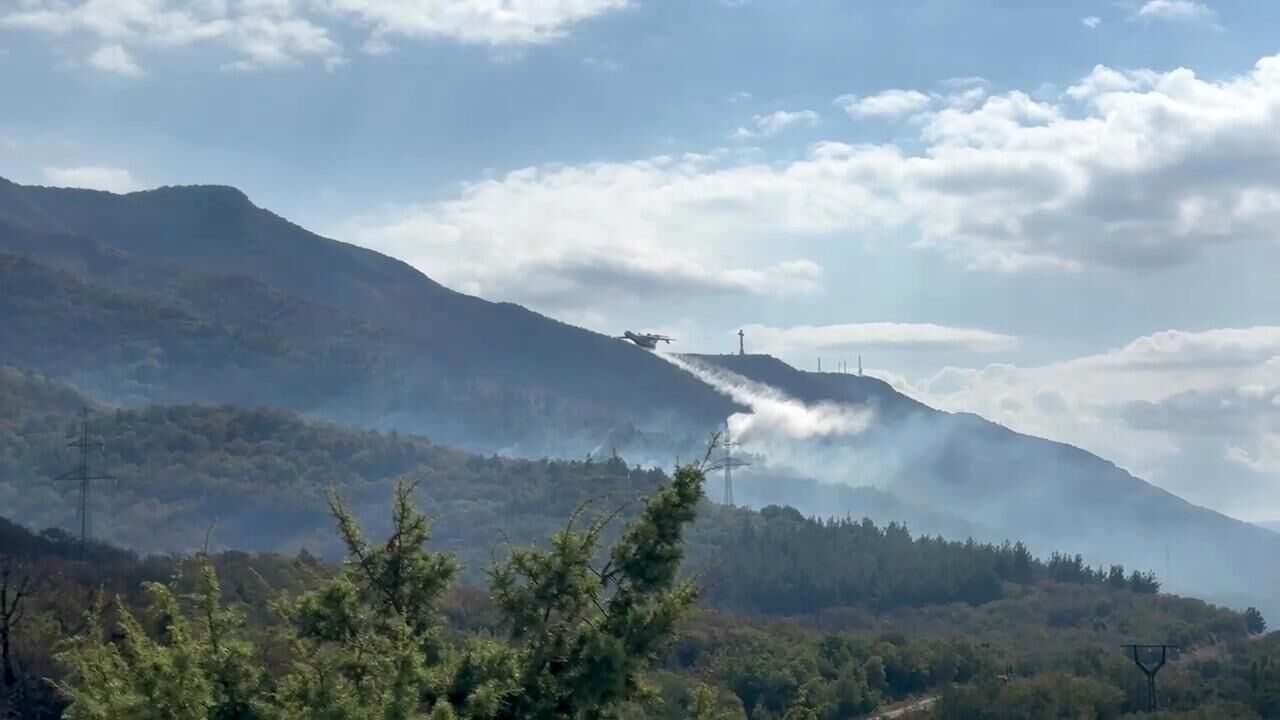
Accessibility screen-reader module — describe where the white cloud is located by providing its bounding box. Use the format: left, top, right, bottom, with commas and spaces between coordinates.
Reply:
835, 89, 932, 118
323, 0, 629, 48
731, 109, 820, 140
341, 152, 827, 309
1063, 64, 1161, 100
1082, 15, 1102, 29
941, 76, 988, 89
1132, 0, 1220, 27
87, 43, 143, 76
346, 52, 1280, 308
321, 53, 345, 72
943, 85, 987, 109
886, 327, 1280, 519
1227, 429, 1280, 475
3, 0, 343, 72
2, 0, 627, 72
581, 55, 620, 71
41, 165, 142, 193
742, 322, 1020, 355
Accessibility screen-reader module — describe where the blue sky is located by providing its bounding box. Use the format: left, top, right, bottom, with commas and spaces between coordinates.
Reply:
3, 0, 1280, 520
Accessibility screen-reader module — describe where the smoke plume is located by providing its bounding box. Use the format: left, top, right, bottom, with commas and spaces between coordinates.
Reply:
659, 353, 874, 441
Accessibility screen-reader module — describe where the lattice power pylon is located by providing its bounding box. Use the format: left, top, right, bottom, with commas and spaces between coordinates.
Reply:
54, 407, 114, 558
720, 420, 750, 506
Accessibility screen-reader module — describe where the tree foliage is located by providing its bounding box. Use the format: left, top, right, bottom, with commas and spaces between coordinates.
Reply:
1244, 607, 1266, 636
53, 467, 707, 719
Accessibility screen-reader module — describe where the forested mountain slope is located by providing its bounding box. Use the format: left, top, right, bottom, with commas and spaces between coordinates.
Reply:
0, 368, 1164, 612
0, 178, 737, 457
0, 240, 709, 457
1, 477, 1273, 720
688, 354, 1280, 618
3, 177, 1277, 620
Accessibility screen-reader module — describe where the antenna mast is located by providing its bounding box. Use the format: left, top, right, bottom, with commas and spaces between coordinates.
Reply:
55, 407, 114, 558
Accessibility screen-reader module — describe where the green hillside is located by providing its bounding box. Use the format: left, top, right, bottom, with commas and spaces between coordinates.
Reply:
3, 176, 1279, 646
0, 367, 1152, 615
1, 474, 1273, 719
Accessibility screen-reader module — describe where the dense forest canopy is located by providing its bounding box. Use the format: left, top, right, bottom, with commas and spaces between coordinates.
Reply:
1, 374, 1275, 718
0, 366, 1164, 618
1, 469, 1274, 719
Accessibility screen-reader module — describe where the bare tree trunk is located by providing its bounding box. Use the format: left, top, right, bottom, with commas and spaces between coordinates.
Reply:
0, 627, 12, 688
0, 561, 30, 690
0, 591, 13, 688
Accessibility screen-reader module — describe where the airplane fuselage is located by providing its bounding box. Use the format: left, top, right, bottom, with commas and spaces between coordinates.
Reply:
620, 331, 671, 349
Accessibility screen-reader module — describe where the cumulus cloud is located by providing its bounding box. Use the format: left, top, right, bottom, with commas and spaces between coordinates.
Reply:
345, 52, 1280, 312
87, 43, 143, 76
3, 0, 343, 71
1062, 64, 1162, 100
2, 0, 628, 72
1082, 15, 1102, 29
324, 0, 630, 49
835, 89, 932, 118
886, 327, 1280, 519
41, 165, 141, 193
1132, 0, 1218, 26
731, 109, 820, 140
343, 155, 826, 308
741, 323, 1020, 355
1226, 428, 1280, 475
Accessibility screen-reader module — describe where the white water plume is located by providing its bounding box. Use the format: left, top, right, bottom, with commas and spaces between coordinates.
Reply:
658, 353, 874, 442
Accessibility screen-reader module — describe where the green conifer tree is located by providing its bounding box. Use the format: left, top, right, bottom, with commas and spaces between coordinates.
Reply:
56, 465, 707, 719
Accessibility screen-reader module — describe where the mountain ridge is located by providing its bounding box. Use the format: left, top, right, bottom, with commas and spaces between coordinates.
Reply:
0, 178, 741, 451
2, 176, 1276, 617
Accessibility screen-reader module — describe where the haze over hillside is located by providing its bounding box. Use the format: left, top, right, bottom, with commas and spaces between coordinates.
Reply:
1, 177, 1277, 619
0, 176, 737, 458
12, 5, 1280, 715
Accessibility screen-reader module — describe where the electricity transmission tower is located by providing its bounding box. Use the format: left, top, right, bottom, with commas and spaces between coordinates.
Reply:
1124, 644, 1178, 711
54, 407, 114, 558
720, 420, 749, 506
